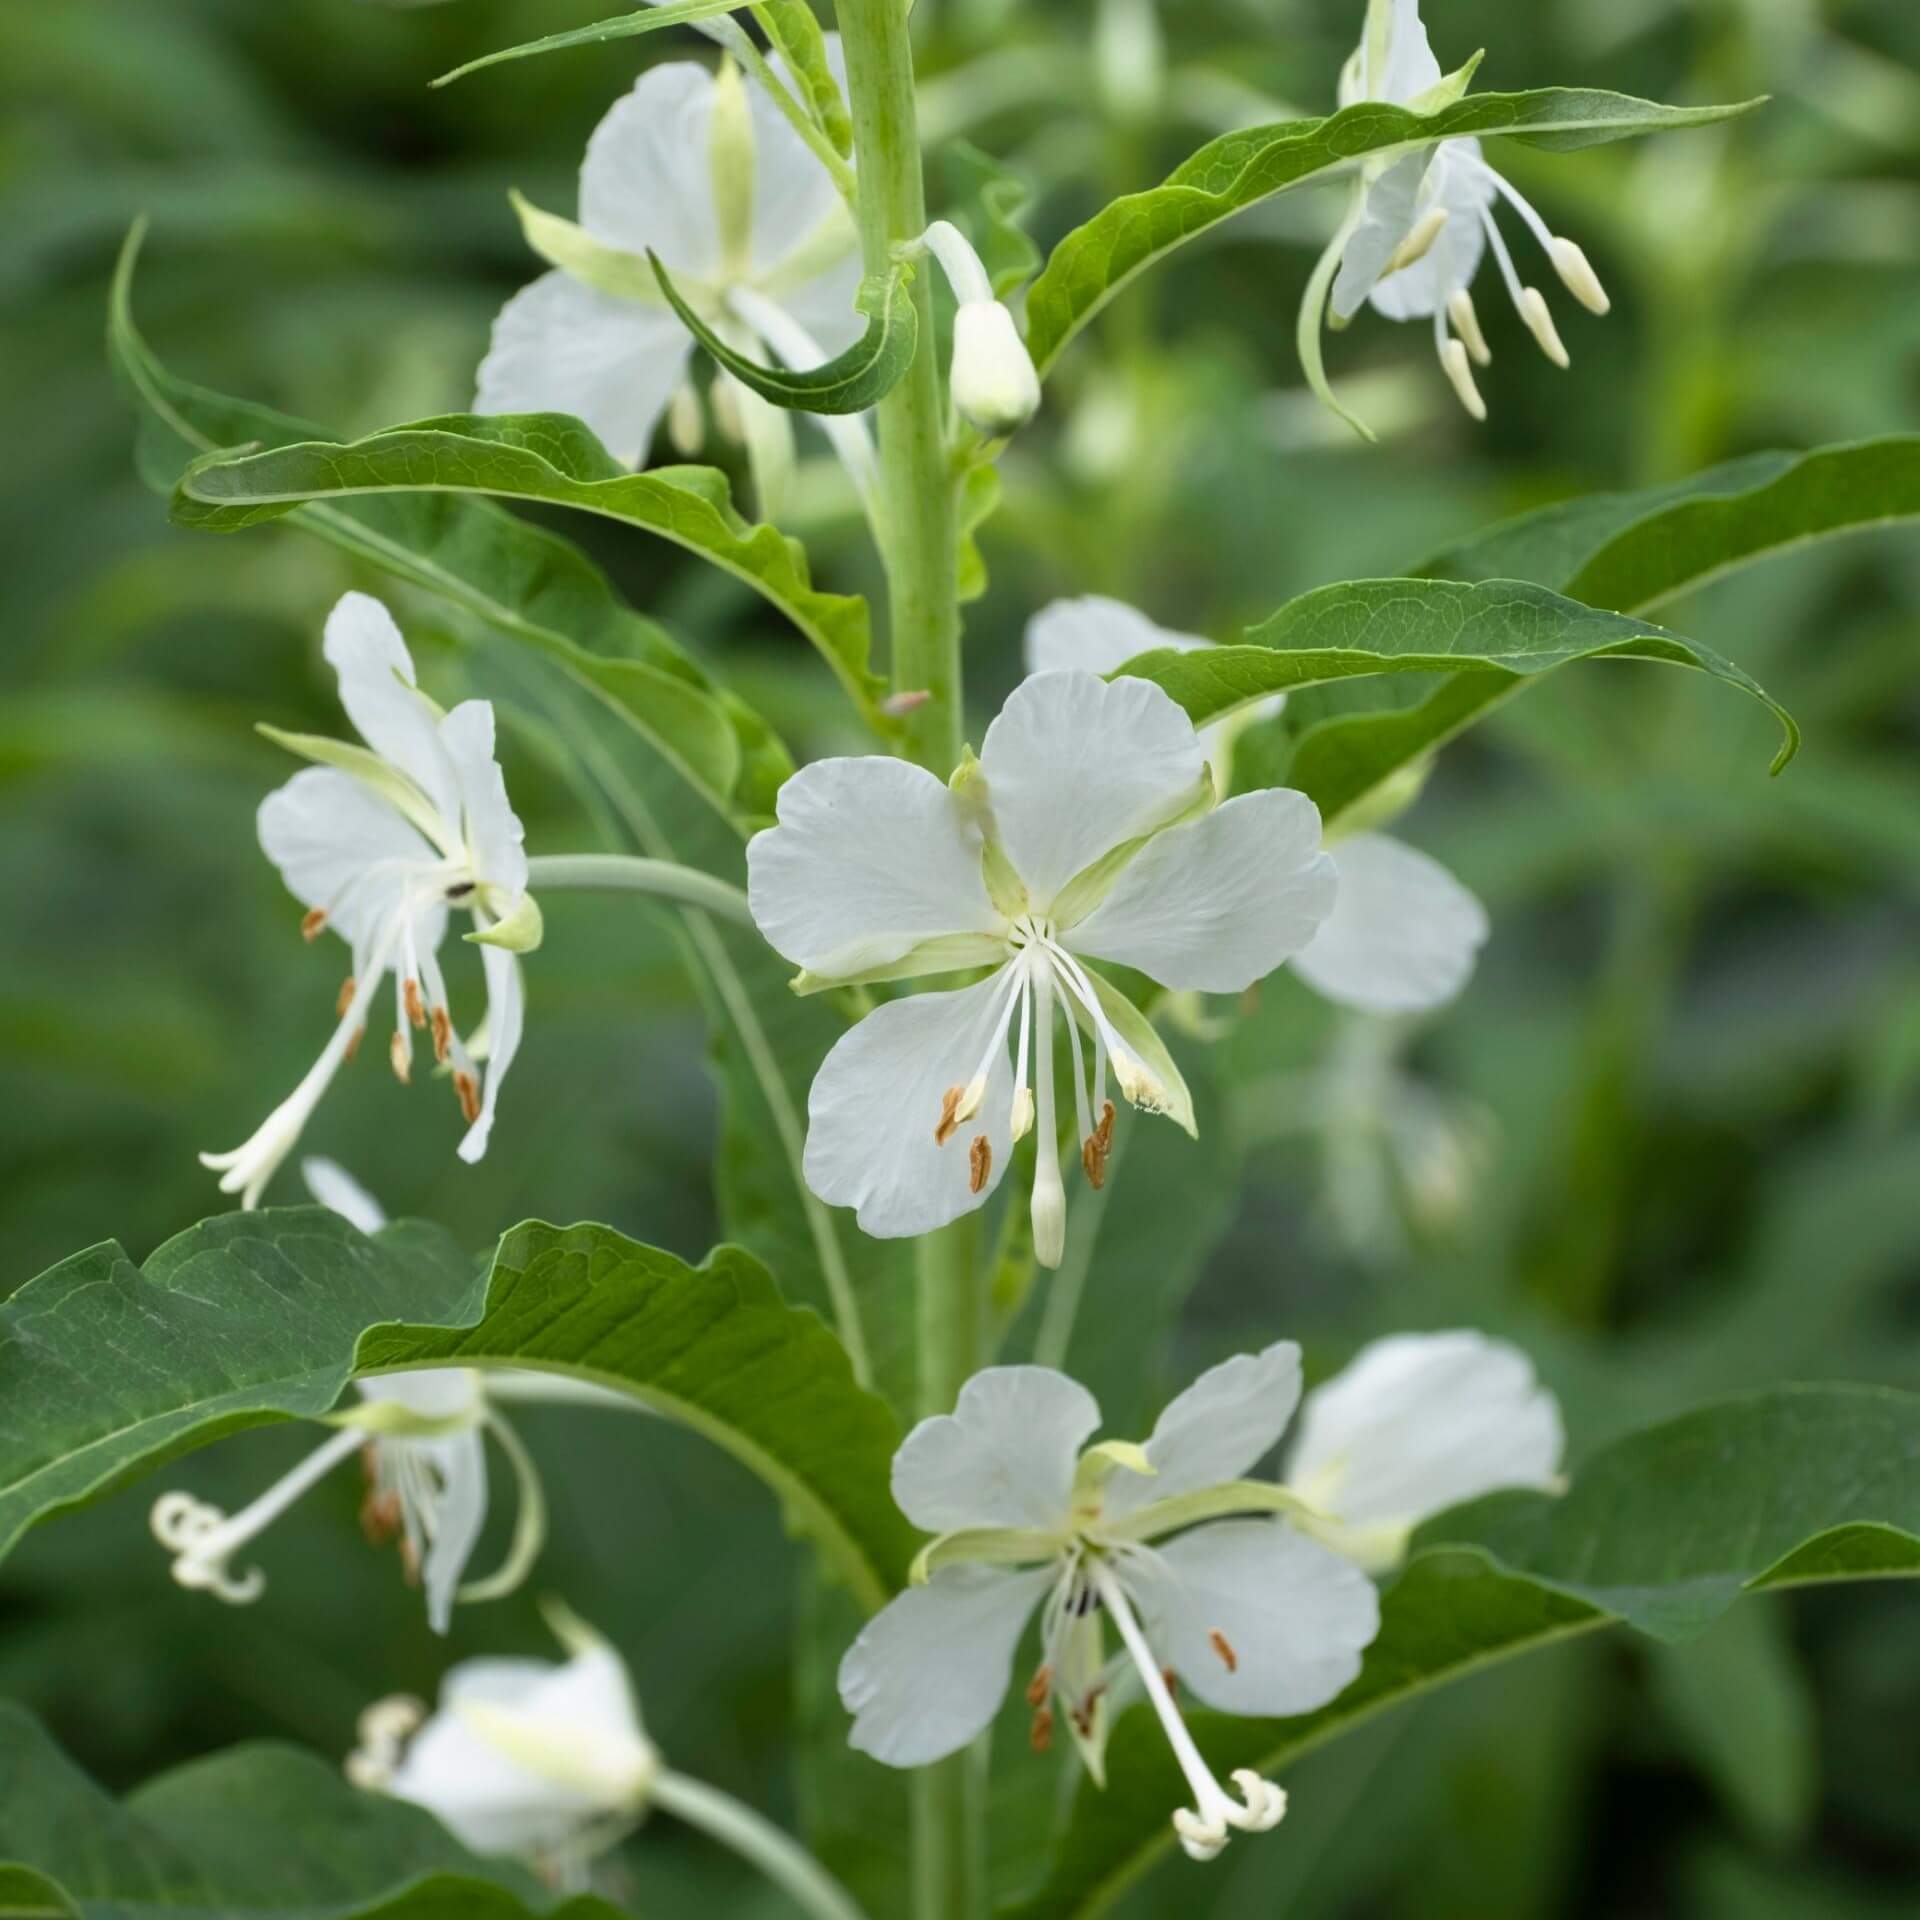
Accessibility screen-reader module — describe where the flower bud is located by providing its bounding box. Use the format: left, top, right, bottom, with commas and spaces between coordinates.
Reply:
951, 300, 1042, 437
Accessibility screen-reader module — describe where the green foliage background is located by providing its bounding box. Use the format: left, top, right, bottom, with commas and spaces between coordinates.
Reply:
2, 0, 1917, 1912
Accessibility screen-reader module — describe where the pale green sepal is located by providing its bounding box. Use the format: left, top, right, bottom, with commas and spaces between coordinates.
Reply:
1103, 1477, 1319, 1544
1322, 755, 1433, 842
708, 59, 757, 279
789, 931, 1007, 997
1297, 195, 1375, 444
1058, 1609, 1111, 1787
458, 1410, 549, 1603
325, 1396, 479, 1441
949, 748, 1028, 918
254, 724, 452, 853
511, 191, 688, 307
1078, 974, 1197, 1137
1290, 1508, 1412, 1575
909, 1525, 1062, 1585
1048, 768, 1215, 929
466, 892, 545, 954
1406, 48, 1486, 116
1069, 1440, 1156, 1519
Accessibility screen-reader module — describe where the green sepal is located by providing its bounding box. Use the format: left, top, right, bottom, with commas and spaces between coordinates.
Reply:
254, 723, 452, 853
949, 749, 1029, 918
1102, 1477, 1319, 1544
325, 1395, 479, 1441
910, 1524, 1062, 1585
1069, 1440, 1157, 1518
1048, 768, 1215, 929
466, 892, 545, 954
511, 191, 681, 305
790, 931, 1007, 997
1075, 975, 1198, 1138
1406, 48, 1485, 116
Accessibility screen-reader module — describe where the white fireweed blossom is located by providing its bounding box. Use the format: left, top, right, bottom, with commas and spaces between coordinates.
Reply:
150, 1159, 549, 1634
1317, 0, 1612, 421
476, 44, 875, 517
838, 1351, 1380, 1862
199, 592, 534, 1210
1025, 598, 1488, 1014
351, 1609, 866, 1917
746, 671, 1337, 1268
1284, 1330, 1566, 1572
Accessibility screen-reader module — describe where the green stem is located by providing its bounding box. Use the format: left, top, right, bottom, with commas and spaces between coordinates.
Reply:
651, 1769, 870, 1920
524, 852, 756, 927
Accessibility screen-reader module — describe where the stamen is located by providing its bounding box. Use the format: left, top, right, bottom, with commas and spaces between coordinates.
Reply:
454, 1070, 482, 1125
1068, 1680, 1106, 1737
1446, 288, 1492, 366
1209, 1629, 1239, 1674
389, 1029, 412, 1085
345, 1694, 426, 1791
1386, 204, 1448, 275
403, 978, 426, 1030
1519, 287, 1571, 368
301, 907, 328, 942
969, 1134, 992, 1194
344, 1024, 365, 1065
1011, 1086, 1036, 1142
336, 976, 357, 1018
1030, 969, 1065, 1270
1549, 237, 1610, 315
430, 1006, 453, 1065
1029, 1703, 1054, 1752
1439, 336, 1488, 421
1081, 1100, 1117, 1190
935, 1084, 966, 1146
1026, 1664, 1052, 1708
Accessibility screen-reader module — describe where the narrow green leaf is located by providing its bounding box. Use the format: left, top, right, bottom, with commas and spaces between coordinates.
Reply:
1008, 1385, 1920, 1920
1025, 88, 1760, 377
108, 226, 788, 820
432, 0, 758, 88
751, 0, 853, 156
169, 411, 890, 728
651, 251, 918, 414
0, 1210, 917, 1613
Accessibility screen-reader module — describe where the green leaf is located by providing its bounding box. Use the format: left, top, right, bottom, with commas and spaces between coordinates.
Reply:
1025, 88, 1760, 377
0, 1210, 918, 1612
431, 0, 759, 88
1007, 1385, 1920, 1920
0, 1706, 604, 1919
108, 225, 789, 821
651, 251, 918, 414
751, 0, 853, 156
942, 139, 1042, 299
169, 411, 890, 729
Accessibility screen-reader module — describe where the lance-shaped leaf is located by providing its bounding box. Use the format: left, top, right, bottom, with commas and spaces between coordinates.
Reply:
0, 1209, 918, 1612
169, 412, 890, 728
1007, 1385, 1920, 1920
651, 252, 917, 414
432, 0, 760, 87
0, 1706, 612, 1919
108, 226, 789, 821
1025, 89, 1759, 378
753, 0, 853, 156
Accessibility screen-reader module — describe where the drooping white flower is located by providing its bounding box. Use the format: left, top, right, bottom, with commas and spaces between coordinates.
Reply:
1024, 598, 1487, 1015
199, 593, 533, 1209
920, 220, 1041, 436
476, 46, 873, 514
838, 1351, 1379, 1862
746, 671, 1337, 1267
1317, 0, 1613, 421
1284, 1330, 1565, 1571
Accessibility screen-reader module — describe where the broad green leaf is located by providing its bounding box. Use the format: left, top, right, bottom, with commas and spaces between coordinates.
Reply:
1005, 1385, 1920, 1919
0, 1706, 604, 1919
0, 1209, 917, 1611
651, 251, 919, 414
431, 0, 758, 87
1024, 89, 1759, 377
752, 0, 853, 156
169, 412, 890, 728
108, 226, 788, 822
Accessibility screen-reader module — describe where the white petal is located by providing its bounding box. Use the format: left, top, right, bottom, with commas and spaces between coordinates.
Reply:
1285, 1331, 1564, 1533
438, 701, 528, 899
764, 248, 865, 360
475, 271, 692, 469
746, 53, 845, 292
579, 63, 723, 271
358, 1369, 485, 1420
458, 945, 524, 1166
257, 767, 447, 952
892, 1366, 1101, 1534
1023, 596, 1208, 680
802, 973, 1016, 1239
1369, 147, 1494, 323
1380, 0, 1443, 101
1066, 789, 1336, 993
1147, 1519, 1379, 1716
301, 1157, 388, 1233
1291, 833, 1488, 1014
839, 1564, 1055, 1767
1330, 149, 1431, 321
416, 1428, 490, 1636
322, 594, 461, 830
747, 757, 1000, 977
978, 671, 1205, 909
1102, 1343, 1301, 1519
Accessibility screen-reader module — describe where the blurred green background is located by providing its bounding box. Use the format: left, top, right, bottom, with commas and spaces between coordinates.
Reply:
3, 0, 1918, 1913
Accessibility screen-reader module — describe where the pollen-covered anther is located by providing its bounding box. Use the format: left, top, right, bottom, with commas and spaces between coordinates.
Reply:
389, 1030, 412, 1086
1114, 1056, 1170, 1115
1549, 237, 1610, 314
344, 1024, 365, 1065
336, 977, 357, 1018
934, 1083, 966, 1146
301, 907, 328, 942
1081, 1099, 1117, 1189
1029, 1702, 1054, 1752
361, 1482, 403, 1547
1068, 1681, 1106, 1738
969, 1134, 992, 1195
1446, 289, 1491, 366
1209, 1629, 1239, 1674
1387, 204, 1449, 275
1025, 1664, 1052, 1708
454, 1071, 482, 1125
1519, 288, 1570, 368
1162, 1666, 1178, 1698
430, 1006, 453, 1065
403, 978, 426, 1030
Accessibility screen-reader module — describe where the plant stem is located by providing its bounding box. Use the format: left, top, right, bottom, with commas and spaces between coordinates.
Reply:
652, 1769, 871, 1920
524, 852, 756, 927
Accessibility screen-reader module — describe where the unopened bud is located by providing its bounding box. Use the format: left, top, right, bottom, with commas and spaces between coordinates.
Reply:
1031, 1164, 1065, 1271
1519, 288, 1570, 369
1438, 338, 1488, 421
1549, 237, 1610, 315
951, 301, 1041, 437
1446, 289, 1491, 366
1386, 205, 1449, 276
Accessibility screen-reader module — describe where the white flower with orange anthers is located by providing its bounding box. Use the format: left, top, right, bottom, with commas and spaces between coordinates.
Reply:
199, 592, 536, 1210
746, 671, 1337, 1268
1316, 0, 1613, 422
1026, 598, 1488, 1015
838, 1350, 1379, 1863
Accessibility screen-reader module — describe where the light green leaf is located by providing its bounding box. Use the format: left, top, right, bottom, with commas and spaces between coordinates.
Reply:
1007, 1385, 1920, 1919
0, 1210, 918, 1613
109, 225, 787, 821
169, 412, 890, 729
752, 0, 853, 156
1025, 88, 1759, 376
432, 0, 759, 87
651, 251, 919, 414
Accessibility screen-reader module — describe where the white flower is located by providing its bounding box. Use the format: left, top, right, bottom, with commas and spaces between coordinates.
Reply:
1284, 1330, 1565, 1571
1320, 0, 1612, 421
1024, 597, 1488, 1015
476, 47, 872, 512
838, 1351, 1380, 1862
746, 671, 1337, 1267
199, 593, 533, 1209
349, 1610, 658, 1874
151, 1160, 548, 1633
921, 220, 1041, 436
